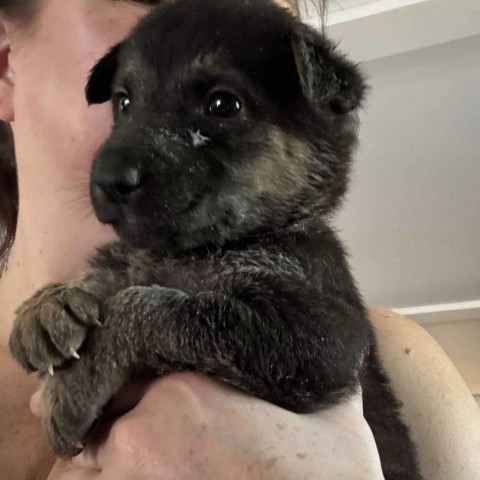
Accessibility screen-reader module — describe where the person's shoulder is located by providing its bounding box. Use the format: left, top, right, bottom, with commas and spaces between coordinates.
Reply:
368, 306, 461, 361
368, 307, 480, 479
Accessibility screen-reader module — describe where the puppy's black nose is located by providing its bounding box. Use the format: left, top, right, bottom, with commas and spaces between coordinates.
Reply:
91, 151, 144, 225
95, 165, 142, 202
99, 166, 142, 200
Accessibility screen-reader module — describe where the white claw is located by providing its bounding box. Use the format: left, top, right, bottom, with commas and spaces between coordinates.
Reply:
48, 365, 54, 376
70, 347, 80, 360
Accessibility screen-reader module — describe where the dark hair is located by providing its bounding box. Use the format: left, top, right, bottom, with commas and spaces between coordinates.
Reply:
0, 123, 17, 265
0, 0, 328, 267
0, 0, 36, 267
0, 0, 36, 19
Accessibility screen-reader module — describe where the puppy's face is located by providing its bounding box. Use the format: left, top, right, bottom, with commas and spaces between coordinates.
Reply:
87, 0, 366, 252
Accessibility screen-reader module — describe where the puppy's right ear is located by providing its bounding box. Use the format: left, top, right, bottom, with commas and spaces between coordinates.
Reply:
86, 43, 123, 105
291, 27, 366, 114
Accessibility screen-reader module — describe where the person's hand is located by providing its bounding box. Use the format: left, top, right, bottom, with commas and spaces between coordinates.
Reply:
36, 373, 384, 480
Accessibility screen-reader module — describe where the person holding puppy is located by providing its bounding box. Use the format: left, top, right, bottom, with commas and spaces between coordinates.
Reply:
0, 0, 478, 479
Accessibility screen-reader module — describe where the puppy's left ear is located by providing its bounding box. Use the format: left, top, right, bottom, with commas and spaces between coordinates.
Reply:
292, 27, 366, 114
86, 43, 123, 105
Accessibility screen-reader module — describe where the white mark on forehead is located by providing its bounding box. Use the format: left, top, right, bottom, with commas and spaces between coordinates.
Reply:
188, 129, 211, 148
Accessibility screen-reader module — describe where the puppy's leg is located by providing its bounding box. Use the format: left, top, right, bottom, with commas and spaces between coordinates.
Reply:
123, 279, 370, 412
9, 241, 151, 375
42, 271, 370, 457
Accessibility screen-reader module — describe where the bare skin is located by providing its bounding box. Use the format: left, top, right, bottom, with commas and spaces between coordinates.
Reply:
0, 0, 478, 479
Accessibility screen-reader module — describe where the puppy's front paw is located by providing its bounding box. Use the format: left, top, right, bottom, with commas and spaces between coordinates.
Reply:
41, 351, 128, 458
9, 283, 101, 375
41, 373, 97, 458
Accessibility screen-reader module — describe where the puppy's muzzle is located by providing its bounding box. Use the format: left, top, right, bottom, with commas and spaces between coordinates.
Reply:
90, 149, 143, 224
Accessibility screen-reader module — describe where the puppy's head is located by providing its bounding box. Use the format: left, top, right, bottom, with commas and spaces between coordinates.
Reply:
87, 0, 366, 252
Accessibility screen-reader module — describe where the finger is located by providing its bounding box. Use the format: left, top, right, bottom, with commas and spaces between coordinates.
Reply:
79, 375, 198, 469
30, 389, 43, 417
72, 443, 104, 471
74, 378, 154, 469
47, 460, 100, 480
55, 467, 101, 480
79, 373, 238, 470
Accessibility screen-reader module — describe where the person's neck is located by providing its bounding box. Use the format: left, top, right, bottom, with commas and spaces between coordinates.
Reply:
0, 205, 115, 347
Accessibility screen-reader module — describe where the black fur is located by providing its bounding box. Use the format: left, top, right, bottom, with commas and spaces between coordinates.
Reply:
9, 1, 422, 478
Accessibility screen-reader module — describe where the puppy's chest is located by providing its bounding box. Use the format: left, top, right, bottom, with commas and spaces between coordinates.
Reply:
123, 250, 226, 294
154, 260, 221, 293
126, 246, 301, 295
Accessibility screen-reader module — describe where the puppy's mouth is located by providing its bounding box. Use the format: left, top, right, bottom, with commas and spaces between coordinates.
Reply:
90, 184, 128, 226
91, 183, 215, 249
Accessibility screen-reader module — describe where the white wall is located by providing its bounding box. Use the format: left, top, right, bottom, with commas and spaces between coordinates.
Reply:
317, 1, 480, 312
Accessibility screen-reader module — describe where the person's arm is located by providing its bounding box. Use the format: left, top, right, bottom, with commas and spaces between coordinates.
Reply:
369, 307, 480, 479
44, 374, 385, 480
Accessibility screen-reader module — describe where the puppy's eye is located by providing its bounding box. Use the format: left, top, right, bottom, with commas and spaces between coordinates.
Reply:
115, 93, 131, 115
208, 91, 242, 118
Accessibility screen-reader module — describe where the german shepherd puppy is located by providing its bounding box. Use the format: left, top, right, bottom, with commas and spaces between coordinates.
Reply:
9, 0, 422, 478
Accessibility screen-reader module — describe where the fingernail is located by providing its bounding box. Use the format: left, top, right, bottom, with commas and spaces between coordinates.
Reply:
30, 390, 43, 417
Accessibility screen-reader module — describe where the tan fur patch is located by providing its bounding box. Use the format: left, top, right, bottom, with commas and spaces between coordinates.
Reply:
247, 127, 310, 199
